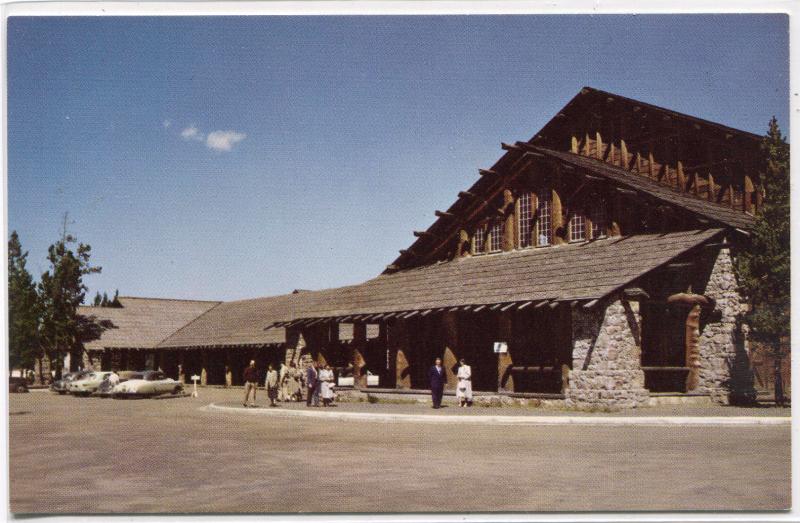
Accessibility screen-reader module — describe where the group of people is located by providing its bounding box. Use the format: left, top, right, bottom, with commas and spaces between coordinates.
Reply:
241, 359, 336, 408
430, 357, 473, 408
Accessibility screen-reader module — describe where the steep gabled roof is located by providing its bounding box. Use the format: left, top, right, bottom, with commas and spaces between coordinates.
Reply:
79, 297, 221, 350
528, 146, 755, 230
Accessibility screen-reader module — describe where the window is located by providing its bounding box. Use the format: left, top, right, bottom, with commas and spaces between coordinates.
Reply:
590, 202, 607, 239
489, 221, 504, 252
569, 211, 586, 242
518, 192, 534, 248
472, 226, 486, 255
536, 189, 552, 246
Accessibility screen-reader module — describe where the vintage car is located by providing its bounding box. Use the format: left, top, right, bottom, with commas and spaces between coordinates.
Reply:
9, 377, 29, 393
69, 371, 115, 396
337, 370, 380, 387
112, 370, 183, 398
50, 370, 92, 395
95, 371, 140, 397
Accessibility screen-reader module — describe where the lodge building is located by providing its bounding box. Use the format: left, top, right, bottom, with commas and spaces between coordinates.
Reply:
79, 87, 761, 408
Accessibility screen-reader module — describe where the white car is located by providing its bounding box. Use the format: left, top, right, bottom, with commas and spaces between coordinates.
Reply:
112, 371, 183, 398
69, 371, 115, 396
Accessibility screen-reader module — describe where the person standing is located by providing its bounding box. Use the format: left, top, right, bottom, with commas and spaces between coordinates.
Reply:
243, 360, 259, 407
319, 364, 335, 407
429, 357, 447, 409
277, 362, 288, 402
284, 361, 302, 401
456, 358, 473, 407
266, 364, 279, 407
305, 360, 320, 407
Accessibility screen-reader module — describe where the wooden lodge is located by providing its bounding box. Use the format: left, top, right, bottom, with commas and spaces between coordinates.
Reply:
79, 87, 761, 407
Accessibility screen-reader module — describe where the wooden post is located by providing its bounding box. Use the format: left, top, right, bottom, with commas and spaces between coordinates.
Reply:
707, 173, 716, 201
200, 349, 208, 386
571, 135, 579, 153
552, 187, 566, 245
744, 175, 754, 213
442, 312, 458, 392
620, 140, 629, 169
497, 314, 514, 393
595, 131, 603, 160
178, 352, 185, 384
390, 319, 411, 389
352, 323, 367, 389
503, 189, 515, 252
224, 351, 232, 388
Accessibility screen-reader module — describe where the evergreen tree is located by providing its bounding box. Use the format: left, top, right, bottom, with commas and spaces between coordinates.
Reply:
93, 292, 102, 307
101, 292, 108, 307
111, 289, 122, 307
8, 232, 41, 376
736, 117, 790, 406
38, 228, 102, 377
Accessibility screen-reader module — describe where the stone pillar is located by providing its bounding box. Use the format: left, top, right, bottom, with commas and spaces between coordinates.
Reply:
352, 323, 367, 389
200, 350, 208, 386
390, 319, 412, 389
697, 248, 755, 404
442, 312, 458, 391
685, 304, 702, 391
565, 298, 649, 409
497, 314, 514, 392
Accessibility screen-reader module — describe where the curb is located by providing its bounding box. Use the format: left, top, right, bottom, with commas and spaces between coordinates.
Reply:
202, 403, 791, 426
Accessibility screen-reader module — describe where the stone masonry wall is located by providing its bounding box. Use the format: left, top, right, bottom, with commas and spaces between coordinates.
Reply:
697, 247, 755, 404
565, 298, 649, 409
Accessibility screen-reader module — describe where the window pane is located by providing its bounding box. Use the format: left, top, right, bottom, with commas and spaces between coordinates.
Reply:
569, 211, 586, 242
473, 227, 486, 254
518, 192, 533, 248
591, 202, 607, 239
536, 189, 552, 246
490, 221, 504, 252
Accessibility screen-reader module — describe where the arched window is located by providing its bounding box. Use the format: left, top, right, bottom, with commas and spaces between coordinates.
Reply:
518, 192, 534, 248
569, 210, 586, 242
536, 189, 552, 246
590, 201, 607, 239
489, 221, 504, 252
472, 225, 486, 255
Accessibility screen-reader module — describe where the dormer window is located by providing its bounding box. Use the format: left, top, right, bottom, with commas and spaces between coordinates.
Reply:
472, 225, 486, 255
590, 202, 607, 239
536, 189, 552, 246
569, 210, 586, 242
518, 192, 534, 248
489, 221, 504, 253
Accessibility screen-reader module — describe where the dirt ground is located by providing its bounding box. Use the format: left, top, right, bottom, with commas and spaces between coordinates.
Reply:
9, 388, 791, 514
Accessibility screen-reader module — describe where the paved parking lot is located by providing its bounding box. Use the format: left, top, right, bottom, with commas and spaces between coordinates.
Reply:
9, 388, 791, 513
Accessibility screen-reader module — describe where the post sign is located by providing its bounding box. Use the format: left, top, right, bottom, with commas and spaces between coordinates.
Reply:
493, 342, 508, 354
190, 374, 200, 398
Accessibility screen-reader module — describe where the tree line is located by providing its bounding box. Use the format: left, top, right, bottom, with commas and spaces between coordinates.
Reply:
8, 224, 115, 382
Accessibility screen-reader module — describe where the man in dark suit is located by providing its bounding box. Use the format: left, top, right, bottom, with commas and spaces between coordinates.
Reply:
305, 361, 320, 407
429, 357, 447, 409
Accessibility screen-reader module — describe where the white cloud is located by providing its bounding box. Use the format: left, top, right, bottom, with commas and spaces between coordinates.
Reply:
162, 119, 172, 128
205, 130, 247, 152
180, 125, 204, 141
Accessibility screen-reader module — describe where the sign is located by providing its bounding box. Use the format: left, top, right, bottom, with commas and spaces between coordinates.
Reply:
493, 342, 508, 354
190, 374, 200, 398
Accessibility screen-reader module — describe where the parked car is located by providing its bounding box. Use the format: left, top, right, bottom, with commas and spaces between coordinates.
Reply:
95, 371, 140, 397
69, 371, 115, 396
112, 371, 183, 398
50, 370, 92, 395
9, 377, 29, 393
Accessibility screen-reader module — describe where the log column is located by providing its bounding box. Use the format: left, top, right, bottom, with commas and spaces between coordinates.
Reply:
200, 349, 208, 386
502, 189, 515, 252
352, 323, 368, 389
497, 313, 514, 393
178, 352, 186, 384
552, 187, 566, 245
442, 312, 459, 391
390, 319, 412, 389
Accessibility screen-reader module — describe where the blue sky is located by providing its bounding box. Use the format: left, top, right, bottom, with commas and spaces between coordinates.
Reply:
7, 15, 789, 301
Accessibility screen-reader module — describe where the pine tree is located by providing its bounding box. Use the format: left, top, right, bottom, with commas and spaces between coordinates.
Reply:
111, 289, 122, 307
93, 292, 102, 307
8, 231, 41, 377
38, 227, 102, 377
736, 117, 790, 406
101, 292, 108, 307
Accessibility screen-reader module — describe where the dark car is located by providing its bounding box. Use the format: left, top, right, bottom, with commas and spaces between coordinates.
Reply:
9, 377, 29, 393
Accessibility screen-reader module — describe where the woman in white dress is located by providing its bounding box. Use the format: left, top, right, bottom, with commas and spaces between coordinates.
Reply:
319, 364, 335, 407
456, 358, 473, 407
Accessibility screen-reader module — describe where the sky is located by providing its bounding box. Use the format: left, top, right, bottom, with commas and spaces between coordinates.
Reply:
7, 14, 789, 302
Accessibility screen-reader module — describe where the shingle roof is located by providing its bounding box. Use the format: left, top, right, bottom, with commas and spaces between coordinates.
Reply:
268, 229, 723, 321
529, 146, 756, 230
79, 297, 220, 350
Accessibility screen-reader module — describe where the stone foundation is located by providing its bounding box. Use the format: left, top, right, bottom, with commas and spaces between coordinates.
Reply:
565, 298, 650, 409
697, 247, 756, 404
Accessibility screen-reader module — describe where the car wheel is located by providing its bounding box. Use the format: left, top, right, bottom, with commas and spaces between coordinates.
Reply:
173, 386, 181, 395
58, 390, 66, 395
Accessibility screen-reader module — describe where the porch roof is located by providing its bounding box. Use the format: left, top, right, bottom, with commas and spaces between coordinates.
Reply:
267, 228, 724, 326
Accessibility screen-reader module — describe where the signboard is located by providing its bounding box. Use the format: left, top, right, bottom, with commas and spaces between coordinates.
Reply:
493, 342, 508, 354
